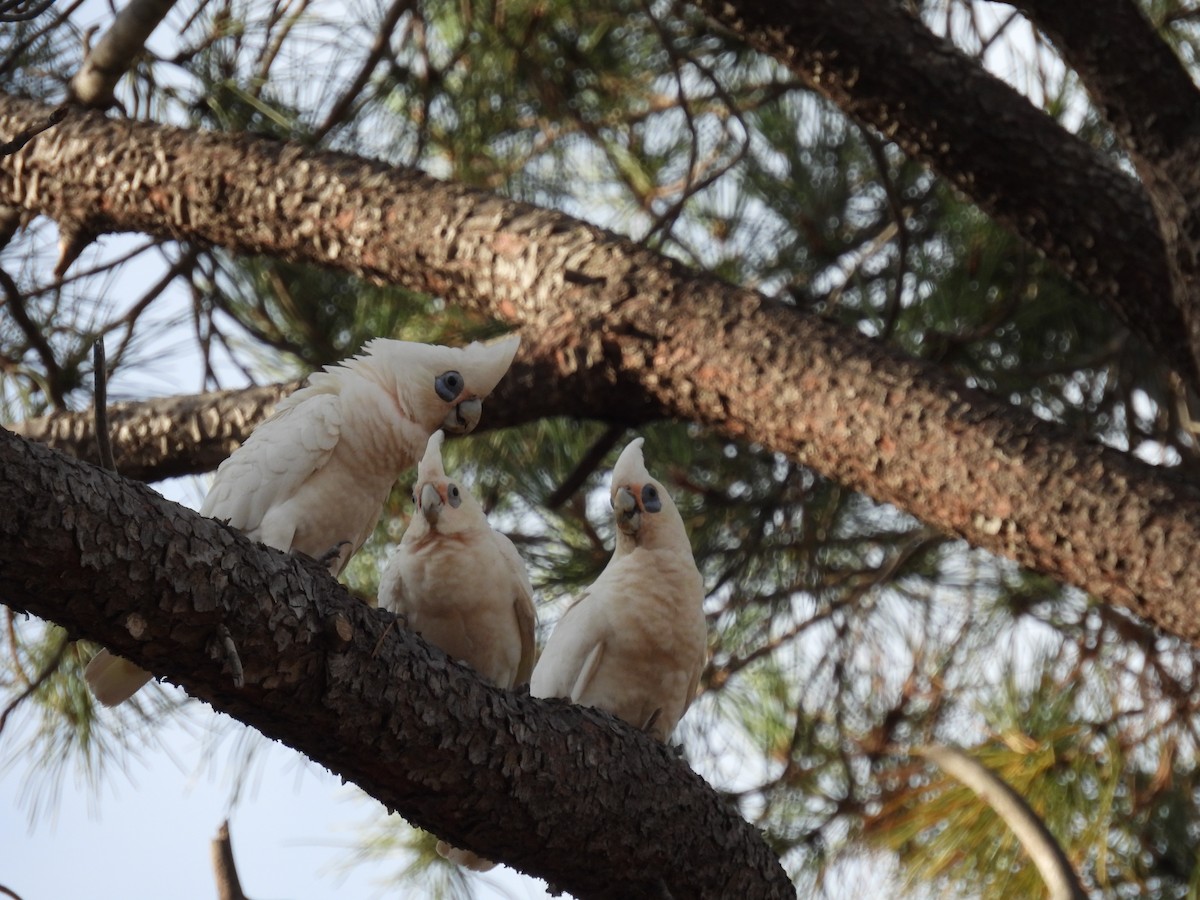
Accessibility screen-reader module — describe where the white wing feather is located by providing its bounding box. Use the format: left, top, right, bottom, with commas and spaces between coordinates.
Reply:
200, 391, 342, 544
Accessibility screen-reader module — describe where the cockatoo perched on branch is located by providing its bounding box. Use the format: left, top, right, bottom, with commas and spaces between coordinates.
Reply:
84, 335, 521, 707
531, 437, 707, 743
379, 429, 536, 871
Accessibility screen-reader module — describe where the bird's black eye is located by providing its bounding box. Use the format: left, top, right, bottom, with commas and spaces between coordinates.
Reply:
641, 484, 662, 513
435, 370, 465, 402
448, 483, 462, 508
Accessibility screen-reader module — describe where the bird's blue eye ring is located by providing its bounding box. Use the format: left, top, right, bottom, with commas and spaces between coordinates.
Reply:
435, 370, 465, 402
641, 484, 662, 513
448, 483, 462, 508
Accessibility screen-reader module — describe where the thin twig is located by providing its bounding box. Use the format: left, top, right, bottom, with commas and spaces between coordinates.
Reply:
0, 105, 66, 154
313, 0, 413, 140
93, 340, 116, 471
546, 423, 627, 510
0, 265, 66, 408
0, 638, 69, 737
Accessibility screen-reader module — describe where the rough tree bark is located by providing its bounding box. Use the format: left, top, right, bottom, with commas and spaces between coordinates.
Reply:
0, 426, 791, 899
4, 93, 1200, 645
693, 0, 1196, 385
8, 342, 659, 480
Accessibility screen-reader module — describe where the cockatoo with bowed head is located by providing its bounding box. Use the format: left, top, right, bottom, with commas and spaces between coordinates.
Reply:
531, 436, 707, 743
84, 335, 521, 708
379, 429, 536, 871
379, 429, 536, 691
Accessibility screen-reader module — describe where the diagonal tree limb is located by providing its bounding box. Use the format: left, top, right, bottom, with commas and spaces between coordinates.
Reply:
0, 426, 791, 898
915, 744, 1087, 900
68, 0, 181, 108
690, 0, 1196, 385
7, 339, 659, 480
211, 821, 251, 900
3, 94, 1200, 645
0, 105, 65, 156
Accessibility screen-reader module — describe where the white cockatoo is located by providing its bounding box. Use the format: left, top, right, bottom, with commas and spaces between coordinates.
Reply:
531, 437, 707, 743
84, 335, 521, 707
379, 430, 536, 871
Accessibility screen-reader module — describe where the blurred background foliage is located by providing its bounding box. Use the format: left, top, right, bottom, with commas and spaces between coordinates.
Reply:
4, 0, 1200, 896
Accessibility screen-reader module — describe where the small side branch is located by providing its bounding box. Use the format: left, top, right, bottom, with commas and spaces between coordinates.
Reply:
0, 637, 69, 737
915, 744, 1087, 900
0, 105, 66, 155
211, 820, 250, 900
546, 423, 626, 509
93, 340, 116, 472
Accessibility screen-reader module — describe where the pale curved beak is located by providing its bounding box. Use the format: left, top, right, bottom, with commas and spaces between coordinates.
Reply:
420, 482, 443, 527
442, 397, 482, 434
615, 485, 641, 535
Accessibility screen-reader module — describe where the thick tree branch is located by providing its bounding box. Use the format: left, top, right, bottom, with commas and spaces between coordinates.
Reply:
7, 346, 659, 480
1011, 0, 1200, 414
10, 382, 299, 481
3, 94, 1200, 646
0, 427, 790, 898
691, 0, 1195, 385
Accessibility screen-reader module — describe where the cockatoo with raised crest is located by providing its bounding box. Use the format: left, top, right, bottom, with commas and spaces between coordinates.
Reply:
379, 429, 535, 870
531, 437, 707, 743
84, 335, 520, 707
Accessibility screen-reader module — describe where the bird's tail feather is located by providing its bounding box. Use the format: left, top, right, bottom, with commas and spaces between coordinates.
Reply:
84, 649, 153, 706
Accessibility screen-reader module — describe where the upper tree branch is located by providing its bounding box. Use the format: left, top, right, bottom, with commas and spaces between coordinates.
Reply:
7, 343, 659, 480
1010, 0, 1200, 410
68, 0, 180, 108
691, 0, 1195, 385
3, 94, 1200, 646
0, 427, 790, 898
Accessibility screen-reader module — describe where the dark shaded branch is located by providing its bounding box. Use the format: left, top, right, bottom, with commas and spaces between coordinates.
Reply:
0, 104, 64, 155
312, 0, 413, 141
0, 427, 792, 898
92, 340, 116, 472
690, 0, 1194, 385
0, 265, 66, 408
4, 94, 1200, 646
546, 422, 627, 509
1011, 0, 1200, 422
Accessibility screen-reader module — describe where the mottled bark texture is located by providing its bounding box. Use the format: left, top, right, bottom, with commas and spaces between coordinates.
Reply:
693, 0, 1194, 385
1013, 0, 1200, 412
8, 350, 658, 480
4, 93, 1200, 645
0, 427, 790, 898
11, 382, 298, 481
